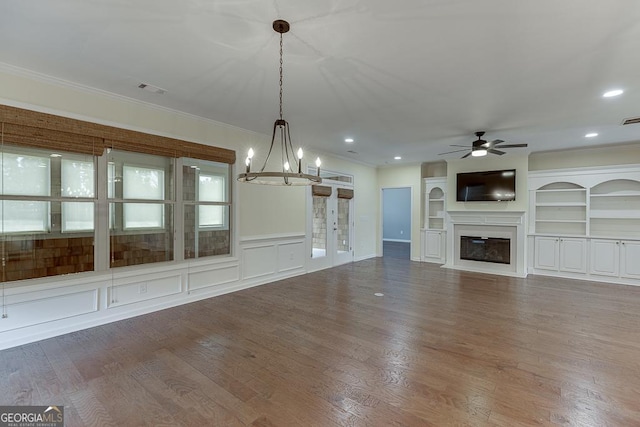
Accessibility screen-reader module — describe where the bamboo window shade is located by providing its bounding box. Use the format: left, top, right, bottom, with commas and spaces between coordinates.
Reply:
337, 188, 354, 199
0, 105, 236, 164
312, 185, 332, 197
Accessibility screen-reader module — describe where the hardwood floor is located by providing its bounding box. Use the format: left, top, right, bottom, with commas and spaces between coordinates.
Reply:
383, 241, 411, 259
2, 258, 640, 426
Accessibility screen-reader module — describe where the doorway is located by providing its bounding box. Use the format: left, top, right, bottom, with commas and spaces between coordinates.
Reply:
382, 187, 411, 259
307, 172, 354, 271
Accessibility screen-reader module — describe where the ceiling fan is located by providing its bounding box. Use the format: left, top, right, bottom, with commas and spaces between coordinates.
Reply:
439, 131, 528, 159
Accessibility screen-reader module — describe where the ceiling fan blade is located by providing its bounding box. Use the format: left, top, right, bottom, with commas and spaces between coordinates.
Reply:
496, 143, 528, 148
490, 139, 505, 145
449, 144, 470, 148
488, 149, 505, 155
461, 152, 472, 159
439, 149, 470, 155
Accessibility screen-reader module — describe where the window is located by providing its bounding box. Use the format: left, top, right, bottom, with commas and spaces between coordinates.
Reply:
0, 152, 50, 233
122, 165, 165, 229
183, 159, 231, 259
107, 152, 172, 231
1, 104, 236, 283
107, 150, 174, 267
199, 173, 226, 228
61, 158, 95, 232
0, 146, 96, 281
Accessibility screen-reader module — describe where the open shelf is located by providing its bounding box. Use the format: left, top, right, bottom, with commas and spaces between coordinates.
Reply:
534, 182, 587, 235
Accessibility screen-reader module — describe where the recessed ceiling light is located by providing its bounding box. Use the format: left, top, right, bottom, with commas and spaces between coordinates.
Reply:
344, 138, 354, 143
394, 156, 402, 160
585, 133, 598, 138
603, 89, 623, 98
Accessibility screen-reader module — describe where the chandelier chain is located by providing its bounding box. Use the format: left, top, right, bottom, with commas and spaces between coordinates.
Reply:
279, 32, 284, 120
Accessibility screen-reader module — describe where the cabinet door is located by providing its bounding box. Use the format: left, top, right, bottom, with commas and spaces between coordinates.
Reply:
559, 238, 587, 273
590, 239, 619, 277
534, 236, 559, 271
425, 230, 443, 261
621, 240, 640, 280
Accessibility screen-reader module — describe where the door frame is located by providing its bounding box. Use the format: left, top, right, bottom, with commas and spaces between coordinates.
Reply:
380, 186, 413, 258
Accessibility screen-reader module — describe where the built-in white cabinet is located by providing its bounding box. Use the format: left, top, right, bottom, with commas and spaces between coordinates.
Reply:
529, 166, 640, 286
422, 178, 447, 264
591, 239, 640, 280
534, 236, 587, 274
621, 240, 640, 280
590, 239, 620, 277
423, 230, 445, 262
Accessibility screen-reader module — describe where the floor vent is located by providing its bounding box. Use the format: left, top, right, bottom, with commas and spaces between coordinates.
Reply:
621, 116, 640, 125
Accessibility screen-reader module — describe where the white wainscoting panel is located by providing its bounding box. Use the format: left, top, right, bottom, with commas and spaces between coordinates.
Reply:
188, 263, 240, 292
240, 234, 306, 284
278, 241, 306, 272
107, 273, 182, 308
0, 287, 99, 332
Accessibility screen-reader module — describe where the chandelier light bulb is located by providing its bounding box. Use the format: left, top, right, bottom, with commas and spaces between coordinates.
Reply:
315, 157, 321, 168
297, 148, 303, 159
247, 148, 254, 159
284, 161, 290, 171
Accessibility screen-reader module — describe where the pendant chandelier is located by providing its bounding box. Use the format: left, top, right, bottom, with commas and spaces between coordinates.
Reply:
237, 20, 322, 186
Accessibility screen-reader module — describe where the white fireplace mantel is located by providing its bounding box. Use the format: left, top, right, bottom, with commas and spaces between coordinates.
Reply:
444, 211, 527, 277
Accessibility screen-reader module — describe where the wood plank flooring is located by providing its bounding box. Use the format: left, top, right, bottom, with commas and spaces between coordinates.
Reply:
383, 241, 411, 260
2, 258, 640, 426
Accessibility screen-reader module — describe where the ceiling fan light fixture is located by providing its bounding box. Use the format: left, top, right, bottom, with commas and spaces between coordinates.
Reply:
237, 20, 321, 186
603, 89, 624, 98
471, 148, 487, 157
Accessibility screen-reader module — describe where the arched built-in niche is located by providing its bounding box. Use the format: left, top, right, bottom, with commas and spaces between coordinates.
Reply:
534, 182, 587, 235
590, 179, 640, 238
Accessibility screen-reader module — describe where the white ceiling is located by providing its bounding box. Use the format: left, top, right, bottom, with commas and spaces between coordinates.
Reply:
1, 0, 639, 165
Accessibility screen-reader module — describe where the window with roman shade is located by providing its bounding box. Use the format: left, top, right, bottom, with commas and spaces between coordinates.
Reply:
0, 104, 236, 283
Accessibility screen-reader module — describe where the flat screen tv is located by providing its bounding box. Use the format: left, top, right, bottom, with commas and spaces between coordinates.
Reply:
456, 169, 516, 202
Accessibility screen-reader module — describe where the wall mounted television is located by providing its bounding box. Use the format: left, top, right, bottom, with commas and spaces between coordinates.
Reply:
456, 169, 516, 202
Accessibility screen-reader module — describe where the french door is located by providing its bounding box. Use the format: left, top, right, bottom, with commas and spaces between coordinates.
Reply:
307, 179, 354, 271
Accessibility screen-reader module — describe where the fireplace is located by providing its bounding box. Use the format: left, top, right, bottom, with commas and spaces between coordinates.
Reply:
445, 211, 526, 277
460, 236, 510, 264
